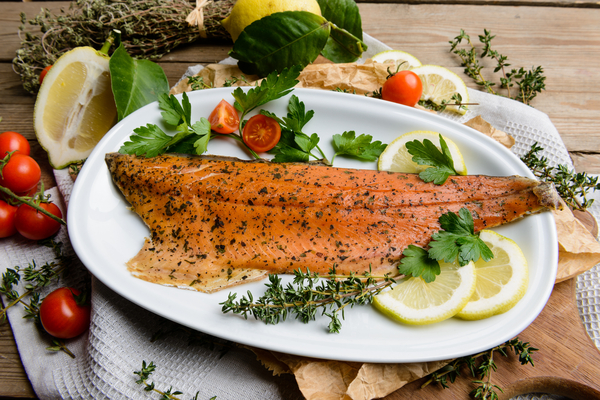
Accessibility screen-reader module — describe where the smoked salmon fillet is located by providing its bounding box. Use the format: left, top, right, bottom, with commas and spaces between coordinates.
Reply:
105, 152, 560, 293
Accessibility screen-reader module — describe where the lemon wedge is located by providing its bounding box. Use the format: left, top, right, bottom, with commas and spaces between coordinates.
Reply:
410, 65, 469, 115
34, 46, 117, 169
371, 50, 422, 71
373, 261, 476, 325
456, 230, 529, 320
222, 0, 322, 42
377, 130, 467, 175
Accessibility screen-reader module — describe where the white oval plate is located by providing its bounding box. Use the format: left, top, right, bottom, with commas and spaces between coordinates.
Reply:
68, 88, 557, 363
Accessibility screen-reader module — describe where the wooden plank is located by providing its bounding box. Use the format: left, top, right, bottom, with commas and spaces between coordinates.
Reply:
0, 321, 36, 399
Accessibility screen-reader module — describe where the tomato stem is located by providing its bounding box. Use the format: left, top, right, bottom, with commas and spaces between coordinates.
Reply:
0, 186, 66, 225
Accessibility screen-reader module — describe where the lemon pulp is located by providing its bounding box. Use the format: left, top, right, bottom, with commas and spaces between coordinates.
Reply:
34, 47, 117, 169
411, 65, 469, 115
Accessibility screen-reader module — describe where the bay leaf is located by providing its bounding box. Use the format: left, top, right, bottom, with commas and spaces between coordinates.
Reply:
109, 44, 170, 120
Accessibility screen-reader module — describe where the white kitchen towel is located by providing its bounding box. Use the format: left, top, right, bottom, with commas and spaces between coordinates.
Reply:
1, 33, 598, 400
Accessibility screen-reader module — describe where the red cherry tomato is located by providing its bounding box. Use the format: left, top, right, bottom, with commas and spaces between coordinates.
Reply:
39, 287, 91, 339
208, 99, 240, 134
242, 114, 281, 153
0, 154, 41, 193
0, 200, 17, 238
0, 131, 30, 157
39, 65, 52, 85
15, 202, 62, 240
381, 70, 423, 107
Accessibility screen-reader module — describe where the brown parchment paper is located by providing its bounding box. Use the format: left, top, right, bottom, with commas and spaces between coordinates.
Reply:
175, 60, 600, 400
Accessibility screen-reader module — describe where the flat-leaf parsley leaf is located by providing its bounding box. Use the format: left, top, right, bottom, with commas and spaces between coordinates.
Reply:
405, 134, 457, 184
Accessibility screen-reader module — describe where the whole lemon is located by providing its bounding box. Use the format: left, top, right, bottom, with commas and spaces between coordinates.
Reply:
222, 0, 322, 42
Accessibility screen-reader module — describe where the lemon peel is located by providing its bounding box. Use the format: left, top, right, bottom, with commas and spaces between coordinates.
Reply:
411, 64, 470, 115
371, 50, 422, 71
34, 46, 117, 169
373, 261, 477, 325
222, 0, 322, 42
456, 230, 529, 320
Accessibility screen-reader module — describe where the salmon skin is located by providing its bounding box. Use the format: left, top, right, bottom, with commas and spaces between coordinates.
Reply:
105, 152, 559, 293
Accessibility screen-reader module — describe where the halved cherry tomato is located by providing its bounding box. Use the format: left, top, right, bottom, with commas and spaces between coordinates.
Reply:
0, 153, 41, 193
381, 70, 423, 107
15, 202, 62, 240
208, 99, 239, 134
39, 287, 91, 339
242, 114, 281, 153
0, 131, 30, 157
39, 65, 52, 85
0, 200, 17, 238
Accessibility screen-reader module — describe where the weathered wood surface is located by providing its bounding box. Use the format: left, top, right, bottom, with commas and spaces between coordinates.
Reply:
1, 0, 599, 399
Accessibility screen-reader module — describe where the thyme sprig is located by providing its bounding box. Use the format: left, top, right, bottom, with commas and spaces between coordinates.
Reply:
221, 267, 397, 333
521, 142, 599, 210
422, 337, 538, 399
449, 29, 546, 105
14, 0, 235, 94
135, 361, 214, 400
0, 239, 71, 323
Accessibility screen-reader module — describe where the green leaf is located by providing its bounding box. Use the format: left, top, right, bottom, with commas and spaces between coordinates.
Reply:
109, 44, 170, 121
399, 245, 440, 283
229, 11, 330, 77
119, 124, 172, 157
428, 208, 493, 267
232, 66, 302, 117
158, 93, 190, 127
405, 135, 457, 184
331, 131, 386, 162
317, 0, 366, 63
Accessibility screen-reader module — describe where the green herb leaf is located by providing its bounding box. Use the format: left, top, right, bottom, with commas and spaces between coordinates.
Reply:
119, 124, 172, 157
317, 0, 366, 63
331, 131, 387, 163
158, 92, 191, 127
229, 11, 331, 77
405, 134, 457, 184
398, 245, 441, 283
232, 66, 302, 119
109, 44, 169, 121
428, 208, 493, 266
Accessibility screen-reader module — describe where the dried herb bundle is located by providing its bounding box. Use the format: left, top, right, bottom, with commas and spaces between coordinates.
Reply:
13, 0, 236, 94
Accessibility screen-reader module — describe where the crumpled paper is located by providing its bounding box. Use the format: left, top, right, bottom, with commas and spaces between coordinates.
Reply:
171, 58, 600, 400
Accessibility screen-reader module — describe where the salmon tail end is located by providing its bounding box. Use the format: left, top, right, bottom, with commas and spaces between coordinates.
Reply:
533, 182, 563, 210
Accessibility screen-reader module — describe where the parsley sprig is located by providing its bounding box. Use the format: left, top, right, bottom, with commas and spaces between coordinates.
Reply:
399, 208, 493, 282
119, 92, 212, 157
405, 134, 458, 185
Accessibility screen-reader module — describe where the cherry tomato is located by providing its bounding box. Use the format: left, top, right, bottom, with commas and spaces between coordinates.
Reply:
381, 70, 423, 107
39, 65, 52, 85
0, 200, 17, 238
39, 287, 91, 339
242, 114, 281, 153
209, 99, 240, 134
15, 202, 62, 240
0, 154, 41, 193
0, 131, 30, 157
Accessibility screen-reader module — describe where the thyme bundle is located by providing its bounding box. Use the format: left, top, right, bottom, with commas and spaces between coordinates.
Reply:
14, 0, 235, 94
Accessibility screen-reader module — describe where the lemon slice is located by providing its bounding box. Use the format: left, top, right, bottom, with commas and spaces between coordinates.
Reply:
374, 261, 476, 325
34, 46, 117, 169
371, 50, 422, 71
410, 65, 469, 115
377, 130, 467, 175
222, 0, 322, 42
456, 230, 528, 320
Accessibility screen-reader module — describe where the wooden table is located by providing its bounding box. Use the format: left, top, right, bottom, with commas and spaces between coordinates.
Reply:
1, 0, 599, 399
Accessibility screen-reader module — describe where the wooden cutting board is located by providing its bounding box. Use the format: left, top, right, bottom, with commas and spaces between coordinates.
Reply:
384, 212, 600, 399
